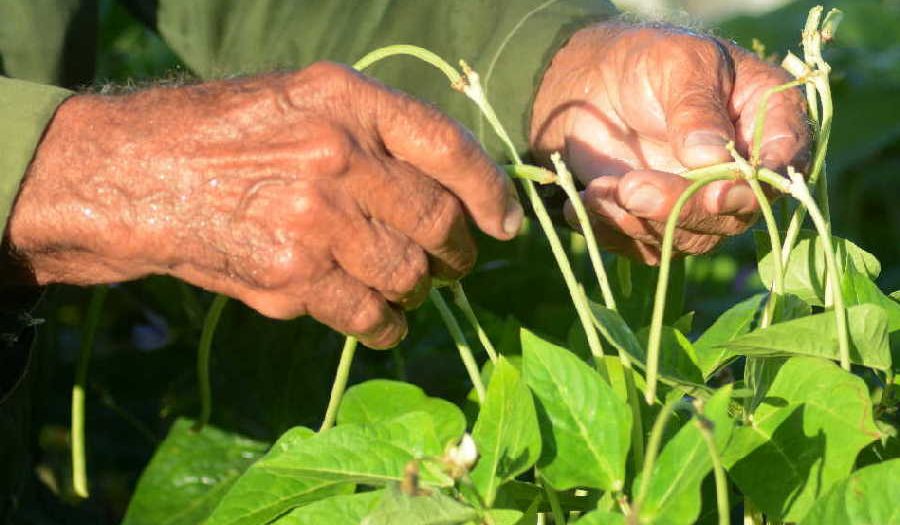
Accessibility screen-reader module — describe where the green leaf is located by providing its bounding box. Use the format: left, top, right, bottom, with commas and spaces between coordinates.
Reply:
271, 491, 382, 524
361, 485, 478, 525
207, 412, 451, 525
471, 357, 541, 506
493, 480, 599, 514
841, 268, 900, 332
338, 379, 466, 448
479, 509, 524, 525
590, 304, 705, 390
694, 294, 765, 378
635, 386, 735, 525
521, 329, 631, 491
770, 293, 813, 323
573, 510, 626, 525
722, 357, 881, 522
800, 459, 900, 525
756, 230, 881, 306
122, 419, 269, 525
720, 304, 891, 371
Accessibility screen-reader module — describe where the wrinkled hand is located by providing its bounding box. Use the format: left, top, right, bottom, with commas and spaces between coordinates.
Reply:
8, 62, 522, 348
531, 24, 810, 264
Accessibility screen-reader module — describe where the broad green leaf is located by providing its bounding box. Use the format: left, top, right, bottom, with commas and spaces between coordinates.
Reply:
841, 268, 900, 332
591, 304, 705, 390
574, 510, 626, 525
361, 485, 478, 525
722, 357, 881, 522
756, 230, 881, 306
721, 304, 891, 371
800, 459, 900, 525
521, 329, 631, 491
122, 419, 269, 525
634, 386, 735, 525
694, 294, 765, 378
337, 379, 466, 448
770, 293, 813, 323
207, 412, 451, 525
493, 480, 599, 514
478, 509, 524, 525
471, 357, 541, 506
272, 491, 382, 524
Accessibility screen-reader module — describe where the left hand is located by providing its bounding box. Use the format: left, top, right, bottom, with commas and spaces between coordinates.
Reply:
531, 23, 810, 264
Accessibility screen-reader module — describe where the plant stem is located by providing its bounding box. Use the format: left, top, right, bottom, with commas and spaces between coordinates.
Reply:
645, 172, 736, 404
431, 289, 487, 403
542, 478, 566, 524
551, 153, 617, 310
748, 176, 785, 328
633, 396, 681, 517
449, 281, 498, 363
787, 171, 850, 370
457, 63, 609, 380
319, 336, 358, 432
71, 285, 108, 499
696, 417, 730, 525
353, 45, 461, 85
195, 294, 228, 431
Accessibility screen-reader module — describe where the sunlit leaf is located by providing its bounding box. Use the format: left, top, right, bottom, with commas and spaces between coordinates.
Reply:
799, 459, 900, 525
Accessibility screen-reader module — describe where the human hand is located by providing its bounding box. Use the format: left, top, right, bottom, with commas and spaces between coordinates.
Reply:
531, 24, 810, 264
7, 62, 522, 348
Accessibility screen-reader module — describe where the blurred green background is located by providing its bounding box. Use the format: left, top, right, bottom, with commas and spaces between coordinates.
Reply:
18, 0, 899, 522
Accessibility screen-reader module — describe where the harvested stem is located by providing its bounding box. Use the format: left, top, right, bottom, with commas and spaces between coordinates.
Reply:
696, 416, 730, 525
431, 289, 487, 402
633, 396, 681, 517
319, 336, 359, 432
72, 285, 109, 499
450, 281, 498, 363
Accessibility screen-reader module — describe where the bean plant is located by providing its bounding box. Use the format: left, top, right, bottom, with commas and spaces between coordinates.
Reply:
73, 6, 897, 524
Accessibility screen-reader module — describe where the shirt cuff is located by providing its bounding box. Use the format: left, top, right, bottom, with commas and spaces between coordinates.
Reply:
0, 77, 73, 235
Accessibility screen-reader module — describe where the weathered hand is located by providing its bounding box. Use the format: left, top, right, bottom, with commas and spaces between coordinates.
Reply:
8, 62, 522, 348
531, 24, 809, 264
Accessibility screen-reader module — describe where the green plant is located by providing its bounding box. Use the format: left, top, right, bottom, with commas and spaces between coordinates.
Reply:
107, 6, 898, 524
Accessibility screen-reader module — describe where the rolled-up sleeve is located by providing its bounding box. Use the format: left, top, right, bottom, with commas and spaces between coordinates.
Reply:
0, 77, 72, 235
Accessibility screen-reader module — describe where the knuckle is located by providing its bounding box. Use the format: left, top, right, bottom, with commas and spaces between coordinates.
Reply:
249, 246, 299, 289
346, 296, 388, 335
418, 192, 464, 248
675, 232, 721, 255
385, 244, 428, 295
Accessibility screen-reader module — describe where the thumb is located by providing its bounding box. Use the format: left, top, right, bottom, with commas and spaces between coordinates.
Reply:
661, 37, 737, 168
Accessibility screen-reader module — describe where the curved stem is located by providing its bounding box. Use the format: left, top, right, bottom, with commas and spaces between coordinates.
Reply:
748, 177, 785, 328
195, 294, 228, 431
696, 417, 730, 525
634, 396, 681, 516
645, 172, 736, 404
431, 289, 487, 403
788, 173, 850, 370
541, 477, 567, 525
552, 153, 617, 310
319, 336, 359, 432
72, 285, 109, 499
353, 45, 461, 85
450, 282, 498, 363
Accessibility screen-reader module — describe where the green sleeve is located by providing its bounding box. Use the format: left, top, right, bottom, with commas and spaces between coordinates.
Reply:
0, 78, 72, 235
155, 0, 617, 160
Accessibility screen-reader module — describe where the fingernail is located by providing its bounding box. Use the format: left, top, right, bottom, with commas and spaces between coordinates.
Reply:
503, 193, 524, 237
685, 131, 728, 148
719, 185, 756, 215
623, 184, 662, 216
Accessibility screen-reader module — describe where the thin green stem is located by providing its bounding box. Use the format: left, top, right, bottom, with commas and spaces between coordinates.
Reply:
750, 80, 807, 166
431, 289, 487, 403
542, 478, 566, 525
352, 45, 461, 85
748, 177, 785, 328
551, 153, 616, 310
634, 396, 681, 516
645, 172, 736, 404
195, 294, 228, 431
788, 172, 850, 370
696, 417, 730, 525
72, 285, 109, 499
450, 281, 498, 363
319, 336, 359, 432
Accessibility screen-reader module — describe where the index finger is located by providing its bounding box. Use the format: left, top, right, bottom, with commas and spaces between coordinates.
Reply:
371, 85, 523, 240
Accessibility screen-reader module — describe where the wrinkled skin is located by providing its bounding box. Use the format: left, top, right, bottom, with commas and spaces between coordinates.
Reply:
7, 23, 809, 348
7, 62, 522, 348
532, 24, 810, 264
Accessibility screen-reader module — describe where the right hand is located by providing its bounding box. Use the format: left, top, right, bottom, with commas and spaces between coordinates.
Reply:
8, 62, 523, 348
